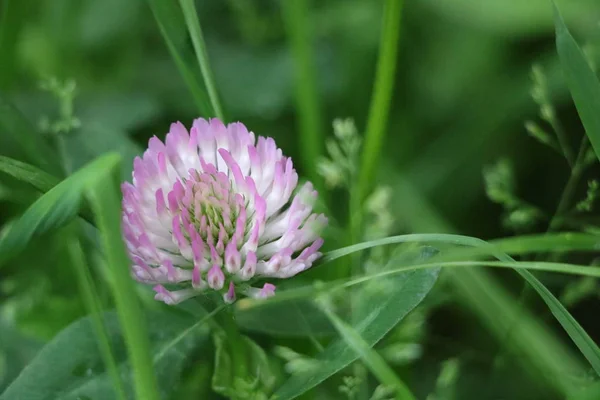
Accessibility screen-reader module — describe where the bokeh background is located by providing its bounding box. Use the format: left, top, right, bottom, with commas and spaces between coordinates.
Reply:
1, 0, 600, 399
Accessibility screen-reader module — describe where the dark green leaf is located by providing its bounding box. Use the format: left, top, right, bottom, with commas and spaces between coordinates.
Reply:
274, 248, 439, 400
554, 2, 600, 161
0, 311, 208, 400
235, 299, 335, 337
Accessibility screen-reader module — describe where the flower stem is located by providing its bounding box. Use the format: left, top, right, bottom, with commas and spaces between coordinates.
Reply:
179, 0, 225, 120
214, 306, 248, 379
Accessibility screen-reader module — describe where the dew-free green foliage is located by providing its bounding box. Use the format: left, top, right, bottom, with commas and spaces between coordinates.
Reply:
0, 311, 209, 400
2, 1, 600, 400
275, 249, 440, 400
554, 2, 600, 161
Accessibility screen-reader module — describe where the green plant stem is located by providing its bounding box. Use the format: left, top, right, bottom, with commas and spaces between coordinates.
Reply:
54, 134, 72, 176
492, 137, 591, 377
214, 307, 248, 379
67, 235, 126, 400
548, 137, 589, 232
548, 112, 575, 167
281, 0, 324, 187
179, 0, 224, 120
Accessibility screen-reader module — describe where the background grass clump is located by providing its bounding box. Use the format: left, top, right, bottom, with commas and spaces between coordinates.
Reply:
1, 0, 600, 399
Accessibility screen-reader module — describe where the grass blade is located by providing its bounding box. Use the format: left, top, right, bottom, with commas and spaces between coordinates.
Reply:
553, 2, 600, 160
67, 236, 126, 400
319, 302, 416, 400
357, 0, 404, 200
145, 0, 213, 116
281, 0, 324, 186
0, 155, 60, 193
324, 233, 600, 378
178, 0, 224, 120
86, 161, 160, 400
0, 154, 118, 267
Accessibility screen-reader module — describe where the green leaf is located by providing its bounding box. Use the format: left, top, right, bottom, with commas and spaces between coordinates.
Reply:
145, 0, 212, 116
0, 311, 209, 400
274, 248, 439, 400
235, 299, 335, 337
0, 154, 118, 267
319, 302, 416, 400
0, 156, 60, 194
554, 2, 600, 161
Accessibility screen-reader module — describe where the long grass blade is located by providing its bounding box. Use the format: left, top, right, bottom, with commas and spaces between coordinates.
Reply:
324, 233, 600, 377
0, 155, 60, 193
86, 159, 160, 400
281, 0, 324, 186
145, 0, 213, 116
553, 2, 600, 160
178, 0, 224, 120
67, 236, 126, 400
357, 0, 404, 200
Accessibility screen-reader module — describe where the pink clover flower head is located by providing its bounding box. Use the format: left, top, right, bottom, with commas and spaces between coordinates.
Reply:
122, 118, 327, 305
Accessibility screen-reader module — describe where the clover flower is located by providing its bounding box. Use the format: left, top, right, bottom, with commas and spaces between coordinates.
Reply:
121, 118, 327, 305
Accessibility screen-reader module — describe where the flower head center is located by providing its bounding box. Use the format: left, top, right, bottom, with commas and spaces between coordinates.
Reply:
183, 169, 248, 252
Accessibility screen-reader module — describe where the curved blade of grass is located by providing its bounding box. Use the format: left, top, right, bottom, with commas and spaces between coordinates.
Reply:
554, 2, 600, 160
0, 155, 60, 193
145, 0, 212, 116
85, 160, 160, 400
357, 0, 404, 200
178, 0, 224, 120
67, 237, 126, 400
324, 233, 600, 377
0, 154, 118, 267
319, 303, 416, 400
281, 0, 324, 186
273, 249, 439, 400
323, 232, 600, 263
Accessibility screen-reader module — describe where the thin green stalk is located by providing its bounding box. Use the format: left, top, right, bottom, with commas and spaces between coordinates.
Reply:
67, 236, 126, 400
214, 307, 249, 379
548, 137, 589, 232
282, 0, 324, 186
493, 137, 591, 377
547, 111, 575, 167
348, 0, 403, 277
357, 0, 404, 203
87, 171, 159, 400
179, 0, 224, 120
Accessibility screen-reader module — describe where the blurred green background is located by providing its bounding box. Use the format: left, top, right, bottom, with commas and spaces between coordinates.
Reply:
1, 0, 600, 399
